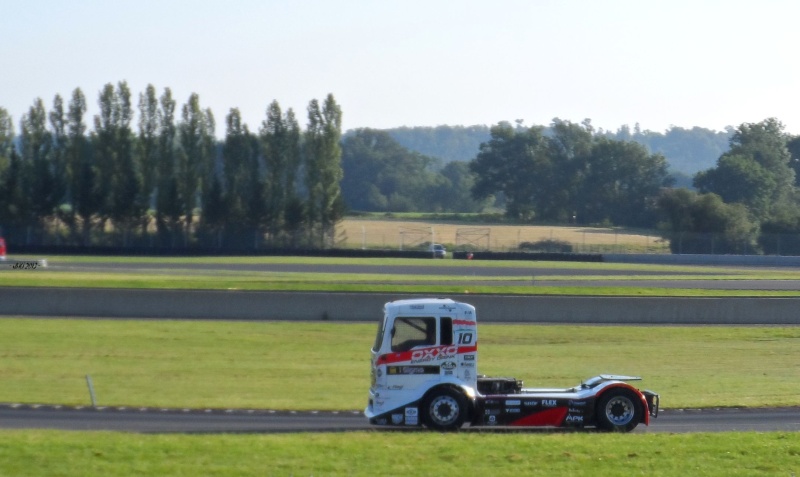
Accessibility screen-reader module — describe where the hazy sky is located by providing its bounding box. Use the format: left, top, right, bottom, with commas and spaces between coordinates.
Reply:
3, 0, 799, 136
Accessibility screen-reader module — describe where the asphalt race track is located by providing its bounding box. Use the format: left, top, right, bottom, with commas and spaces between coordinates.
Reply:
44, 259, 800, 290
2, 405, 799, 433
3, 258, 799, 433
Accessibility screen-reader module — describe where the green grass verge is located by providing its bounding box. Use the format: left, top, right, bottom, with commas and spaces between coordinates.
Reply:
7, 255, 800, 296
1, 319, 798, 409
0, 431, 797, 476
8, 254, 781, 271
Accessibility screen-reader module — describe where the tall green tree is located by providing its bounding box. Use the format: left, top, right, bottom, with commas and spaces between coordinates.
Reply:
470, 120, 672, 226
785, 134, 800, 187
304, 94, 344, 247
259, 102, 303, 245
93, 83, 117, 224
0, 147, 27, 237
48, 95, 68, 214
0, 108, 25, 236
754, 133, 800, 254
0, 107, 12, 194
470, 122, 550, 221
694, 118, 793, 219
177, 93, 215, 244
137, 84, 160, 235
260, 101, 288, 242
222, 108, 262, 246
578, 137, 672, 227
155, 88, 181, 246
20, 98, 57, 239
94, 81, 140, 244
657, 188, 758, 254
65, 88, 97, 245
544, 118, 594, 222
0, 107, 12, 159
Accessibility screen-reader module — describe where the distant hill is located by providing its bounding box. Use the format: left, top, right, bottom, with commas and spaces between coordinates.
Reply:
355, 123, 732, 177
384, 125, 491, 163
601, 124, 732, 175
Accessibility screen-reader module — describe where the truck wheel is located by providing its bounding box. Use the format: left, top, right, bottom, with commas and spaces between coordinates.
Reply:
422, 388, 467, 431
596, 389, 642, 432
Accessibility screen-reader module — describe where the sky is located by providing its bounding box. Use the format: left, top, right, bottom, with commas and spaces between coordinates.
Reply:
2, 0, 799, 136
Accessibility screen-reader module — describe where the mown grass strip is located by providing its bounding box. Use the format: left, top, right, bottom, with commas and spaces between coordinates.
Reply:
0, 430, 797, 476
7, 254, 800, 296
5, 273, 800, 296
11, 253, 774, 273
1, 319, 797, 410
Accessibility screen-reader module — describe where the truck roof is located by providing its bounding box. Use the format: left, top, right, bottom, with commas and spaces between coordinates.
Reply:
384, 298, 476, 319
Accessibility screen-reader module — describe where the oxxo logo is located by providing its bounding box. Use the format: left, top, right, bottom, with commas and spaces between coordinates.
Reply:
411, 345, 458, 362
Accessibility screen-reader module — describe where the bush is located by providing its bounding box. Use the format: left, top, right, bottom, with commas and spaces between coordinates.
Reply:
519, 239, 573, 253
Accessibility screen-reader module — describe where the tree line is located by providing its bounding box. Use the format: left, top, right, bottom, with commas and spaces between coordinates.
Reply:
659, 118, 800, 254
3, 82, 800, 256
469, 119, 674, 227
341, 128, 485, 213
382, 123, 732, 178
0, 83, 343, 249
464, 117, 800, 254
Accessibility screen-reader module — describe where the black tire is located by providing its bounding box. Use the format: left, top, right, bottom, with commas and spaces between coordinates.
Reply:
422, 388, 467, 431
596, 389, 643, 432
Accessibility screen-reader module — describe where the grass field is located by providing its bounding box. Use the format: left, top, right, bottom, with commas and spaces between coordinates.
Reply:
7, 254, 800, 296
0, 430, 797, 476
5, 322, 794, 477
337, 218, 668, 253
2, 252, 799, 475
1, 318, 798, 410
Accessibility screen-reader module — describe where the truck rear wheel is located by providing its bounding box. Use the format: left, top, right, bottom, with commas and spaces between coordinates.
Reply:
422, 388, 467, 431
596, 389, 642, 432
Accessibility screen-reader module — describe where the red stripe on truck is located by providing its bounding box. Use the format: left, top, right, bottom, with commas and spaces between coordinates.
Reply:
509, 407, 569, 427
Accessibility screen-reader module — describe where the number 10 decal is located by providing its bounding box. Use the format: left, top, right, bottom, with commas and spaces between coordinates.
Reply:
457, 332, 474, 345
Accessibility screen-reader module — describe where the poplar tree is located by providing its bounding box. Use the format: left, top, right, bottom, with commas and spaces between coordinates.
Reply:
94, 81, 139, 244
260, 100, 301, 244
66, 88, 96, 245
223, 108, 262, 246
177, 93, 214, 244
93, 83, 117, 224
283, 109, 304, 245
137, 84, 160, 236
0, 108, 25, 235
48, 95, 68, 213
20, 98, 56, 239
156, 88, 181, 246
0, 107, 12, 158
304, 94, 343, 247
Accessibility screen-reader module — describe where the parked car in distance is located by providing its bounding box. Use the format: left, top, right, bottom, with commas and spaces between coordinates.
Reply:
429, 243, 447, 258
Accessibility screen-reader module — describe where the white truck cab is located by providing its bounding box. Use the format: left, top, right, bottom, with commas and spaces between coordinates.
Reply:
365, 298, 658, 431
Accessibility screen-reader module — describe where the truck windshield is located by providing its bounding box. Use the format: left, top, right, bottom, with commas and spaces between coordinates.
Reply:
372, 315, 387, 352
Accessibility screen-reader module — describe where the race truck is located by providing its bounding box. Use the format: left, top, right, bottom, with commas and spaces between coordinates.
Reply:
365, 298, 659, 432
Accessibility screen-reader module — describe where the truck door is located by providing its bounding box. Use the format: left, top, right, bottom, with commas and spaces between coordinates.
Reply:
385, 317, 441, 389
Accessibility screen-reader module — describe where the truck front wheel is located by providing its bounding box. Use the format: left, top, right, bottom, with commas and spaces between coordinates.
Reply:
596, 389, 643, 432
422, 388, 467, 431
